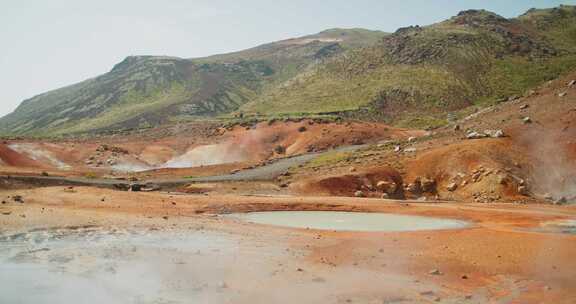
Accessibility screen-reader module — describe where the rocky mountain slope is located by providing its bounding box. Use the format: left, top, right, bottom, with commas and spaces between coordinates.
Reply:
242, 5, 576, 128
2, 5, 576, 136
0, 29, 385, 136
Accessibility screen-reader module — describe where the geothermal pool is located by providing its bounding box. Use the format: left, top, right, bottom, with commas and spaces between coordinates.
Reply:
0, 227, 261, 303
229, 211, 470, 232
0, 225, 443, 303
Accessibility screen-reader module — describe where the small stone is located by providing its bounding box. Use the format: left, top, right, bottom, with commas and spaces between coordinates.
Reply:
354, 191, 365, 198
466, 131, 487, 139
453, 124, 461, 131
429, 269, 442, 275
517, 185, 529, 196
522, 117, 532, 124
394, 145, 401, 153
218, 281, 228, 288
446, 183, 458, 192
520, 104, 529, 110
461, 275, 469, 280
568, 80, 575, 87
408, 136, 417, 143
558, 92, 567, 97
349, 167, 356, 173
484, 129, 505, 138
554, 197, 567, 205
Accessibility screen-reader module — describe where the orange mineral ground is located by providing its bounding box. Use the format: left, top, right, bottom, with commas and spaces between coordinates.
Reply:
1, 72, 576, 304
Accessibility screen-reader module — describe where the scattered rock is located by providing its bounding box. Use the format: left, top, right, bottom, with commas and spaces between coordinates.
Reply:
394, 145, 402, 153
404, 148, 417, 153
130, 184, 142, 192
497, 175, 508, 185
568, 80, 575, 87
466, 131, 487, 139
376, 181, 398, 194
453, 124, 461, 131
354, 190, 365, 198
522, 117, 532, 124
141, 183, 161, 192
274, 145, 286, 154
12, 195, 23, 203
554, 197, 567, 205
517, 185, 529, 196
381, 193, 390, 199
520, 104, 529, 110
429, 269, 442, 275
1, 211, 11, 216
446, 183, 458, 192
421, 178, 436, 193
349, 167, 356, 173
408, 137, 417, 143
484, 129, 505, 138
558, 92, 567, 97
218, 281, 228, 289
298, 126, 307, 132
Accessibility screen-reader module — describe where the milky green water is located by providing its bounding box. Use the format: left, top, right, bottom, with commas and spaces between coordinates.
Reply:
230, 211, 470, 232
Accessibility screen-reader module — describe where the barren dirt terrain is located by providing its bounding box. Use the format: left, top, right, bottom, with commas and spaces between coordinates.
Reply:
1, 72, 575, 303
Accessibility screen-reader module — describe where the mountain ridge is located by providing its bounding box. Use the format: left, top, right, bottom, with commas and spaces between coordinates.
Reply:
240, 5, 576, 128
2, 6, 576, 136
0, 28, 385, 136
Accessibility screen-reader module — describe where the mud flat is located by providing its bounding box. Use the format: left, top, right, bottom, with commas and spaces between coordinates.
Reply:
1, 187, 576, 303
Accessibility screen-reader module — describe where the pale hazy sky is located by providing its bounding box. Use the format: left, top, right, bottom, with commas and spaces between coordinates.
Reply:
1, 0, 575, 117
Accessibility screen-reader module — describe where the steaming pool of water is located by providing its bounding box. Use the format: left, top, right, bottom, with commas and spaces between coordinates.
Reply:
0, 227, 287, 303
229, 211, 470, 232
